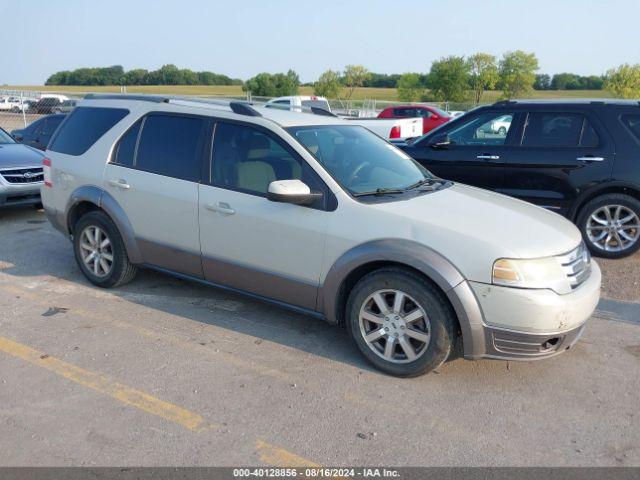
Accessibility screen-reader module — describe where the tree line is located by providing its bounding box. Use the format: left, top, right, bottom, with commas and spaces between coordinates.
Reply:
44, 59, 640, 101
312, 54, 640, 102
45, 64, 242, 86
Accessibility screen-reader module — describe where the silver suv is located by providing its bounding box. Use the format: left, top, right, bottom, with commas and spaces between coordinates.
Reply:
41, 95, 601, 377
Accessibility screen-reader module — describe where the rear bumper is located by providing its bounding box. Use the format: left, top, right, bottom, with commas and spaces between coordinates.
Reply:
44, 205, 68, 236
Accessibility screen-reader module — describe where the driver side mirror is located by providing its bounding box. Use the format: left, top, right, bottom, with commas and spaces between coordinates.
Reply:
267, 179, 323, 206
429, 133, 452, 148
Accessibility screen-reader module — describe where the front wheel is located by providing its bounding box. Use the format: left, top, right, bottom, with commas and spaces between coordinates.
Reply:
577, 194, 640, 259
346, 268, 457, 377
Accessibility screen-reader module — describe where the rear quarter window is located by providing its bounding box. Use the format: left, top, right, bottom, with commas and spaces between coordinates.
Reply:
48, 107, 129, 156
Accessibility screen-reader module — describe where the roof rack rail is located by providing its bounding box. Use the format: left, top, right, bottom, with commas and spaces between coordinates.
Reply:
84, 93, 169, 103
492, 100, 516, 106
310, 106, 337, 117
230, 101, 262, 117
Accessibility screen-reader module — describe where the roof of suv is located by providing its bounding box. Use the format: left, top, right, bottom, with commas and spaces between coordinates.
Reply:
80, 94, 347, 128
492, 98, 640, 107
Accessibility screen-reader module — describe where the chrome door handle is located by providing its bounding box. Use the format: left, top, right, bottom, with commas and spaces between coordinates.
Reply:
577, 156, 604, 162
477, 155, 500, 160
108, 179, 130, 190
205, 202, 235, 215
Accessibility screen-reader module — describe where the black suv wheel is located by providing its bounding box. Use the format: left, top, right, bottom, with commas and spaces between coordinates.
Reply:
345, 267, 456, 377
73, 211, 138, 287
577, 194, 640, 259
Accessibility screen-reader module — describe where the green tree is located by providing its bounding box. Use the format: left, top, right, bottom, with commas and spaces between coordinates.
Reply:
242, 70, 300, 97
313, 70, 342, 98
273, 69, 300, 96
343, 65, 370, 100
499, 51, 539, 99
427, 56, 470, 102
243, 73, 276, 96
363, 73, 401, 88
534, 74, 551, 90
604, 64, 640, 98
467, 53, 499, 104
396, 73, 424, 102
121, 69, 148, 85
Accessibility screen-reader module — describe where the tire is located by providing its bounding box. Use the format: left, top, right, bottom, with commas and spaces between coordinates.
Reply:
577, 193, 640, 259
345, 267, 457, 377
73, 211, 137, 288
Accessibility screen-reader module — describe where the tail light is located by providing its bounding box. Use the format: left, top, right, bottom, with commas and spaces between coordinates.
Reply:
390, 125, 401, 139
43, 157, 52, 187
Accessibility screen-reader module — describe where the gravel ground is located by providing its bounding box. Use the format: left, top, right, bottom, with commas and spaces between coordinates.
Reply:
598, 255, 640, 302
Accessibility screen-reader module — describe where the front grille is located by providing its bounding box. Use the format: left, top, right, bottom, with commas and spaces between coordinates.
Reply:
0, 167, 44, 184
557, 243, 592, 290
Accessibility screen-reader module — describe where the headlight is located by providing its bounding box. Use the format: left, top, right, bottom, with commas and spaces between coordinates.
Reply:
492, 257, 571, 294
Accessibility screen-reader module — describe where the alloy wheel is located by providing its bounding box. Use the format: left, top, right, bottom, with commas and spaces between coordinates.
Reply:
586, 205, 640, 252
358, 289, 431, 364
79, 225, 114, 278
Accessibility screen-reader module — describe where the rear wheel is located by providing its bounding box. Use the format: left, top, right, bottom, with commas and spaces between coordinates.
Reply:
577, 194, 640, 259
346, 268, 456, 377
73, 211, 137, 288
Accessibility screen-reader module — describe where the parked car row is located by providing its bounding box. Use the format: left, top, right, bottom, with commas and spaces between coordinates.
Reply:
38, 95, 605, 377
0, 94, 77, 114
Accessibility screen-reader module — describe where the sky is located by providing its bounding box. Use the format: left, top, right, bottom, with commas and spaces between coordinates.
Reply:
2, 0, 639, 85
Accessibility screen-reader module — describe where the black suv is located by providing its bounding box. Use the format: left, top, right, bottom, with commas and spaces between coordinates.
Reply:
399, 100, 640, 258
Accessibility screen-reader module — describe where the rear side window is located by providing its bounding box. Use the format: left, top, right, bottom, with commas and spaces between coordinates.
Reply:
522, 113, 592, 147
49, 107, 128, 156
623, 115, 640, 141
135, 114, 206, 181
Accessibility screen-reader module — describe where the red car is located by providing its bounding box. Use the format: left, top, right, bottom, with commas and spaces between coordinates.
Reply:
378, 105, 451, 134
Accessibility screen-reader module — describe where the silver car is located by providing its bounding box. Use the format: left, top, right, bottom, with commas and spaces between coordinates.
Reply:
0, 127, 45, 208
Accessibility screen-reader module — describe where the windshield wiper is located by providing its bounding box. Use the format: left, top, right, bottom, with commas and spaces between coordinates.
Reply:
404, 178, 437, 191
353, 187, 406, 197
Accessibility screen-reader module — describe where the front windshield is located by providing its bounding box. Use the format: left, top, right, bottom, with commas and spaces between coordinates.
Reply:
288, 125, 433, 195
0, 128, 16, 145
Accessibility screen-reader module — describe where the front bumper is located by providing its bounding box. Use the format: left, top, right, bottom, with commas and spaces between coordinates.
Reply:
479, 321, 586, 360
0, 185, 42, 208
452, 262, 601, 361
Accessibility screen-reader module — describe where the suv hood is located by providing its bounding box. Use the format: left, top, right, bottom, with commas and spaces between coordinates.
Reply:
0, 144, 45, 168
369, 182, 580, 262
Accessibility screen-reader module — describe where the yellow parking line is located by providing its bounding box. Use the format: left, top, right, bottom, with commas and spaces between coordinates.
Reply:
0, 335, 212, 432
256, 440, 321, 467
0, 283, 294, 383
